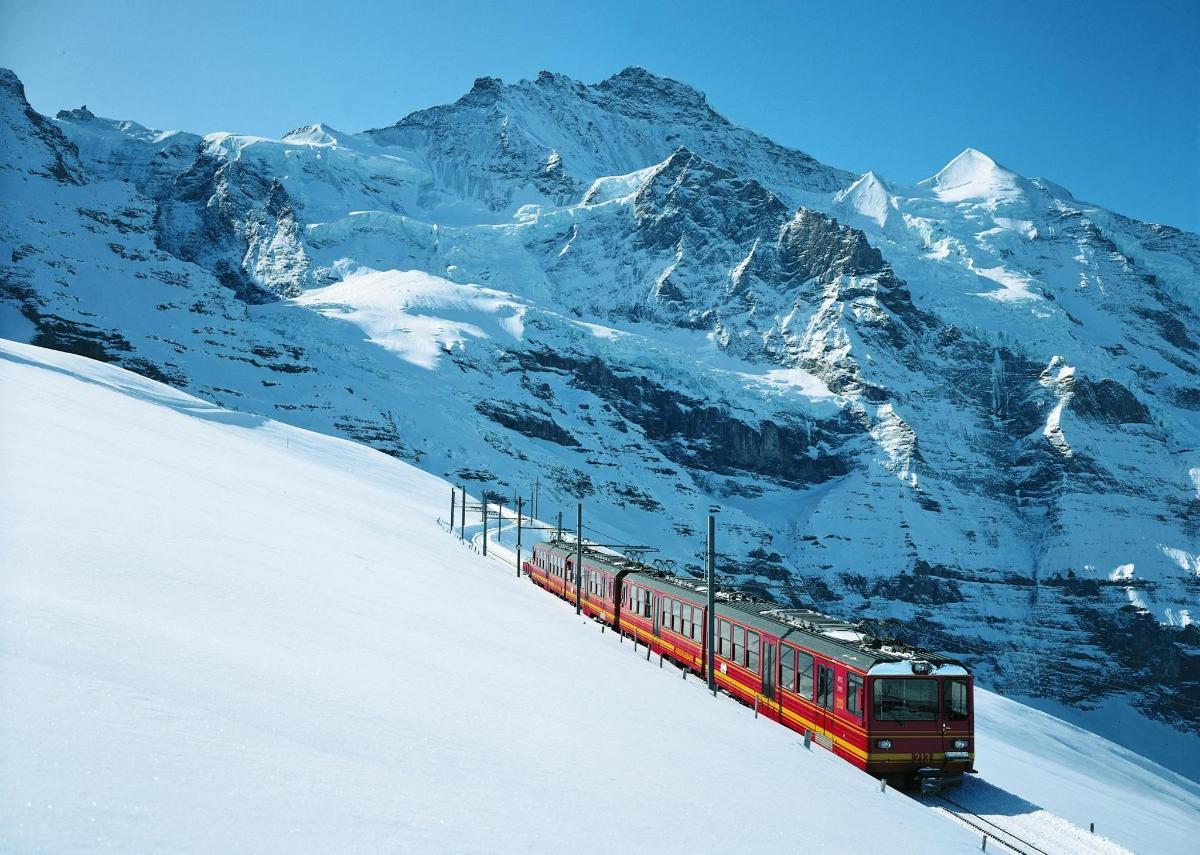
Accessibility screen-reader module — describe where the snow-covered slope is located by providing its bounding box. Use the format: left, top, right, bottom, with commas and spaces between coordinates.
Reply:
4, 339, 1199, 853
1, 65, 1198, 778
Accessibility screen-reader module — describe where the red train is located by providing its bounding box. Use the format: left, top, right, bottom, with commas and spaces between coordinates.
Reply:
524, 538, 974, 792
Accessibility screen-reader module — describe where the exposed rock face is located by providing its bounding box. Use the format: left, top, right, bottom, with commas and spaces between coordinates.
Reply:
0, 69, 86, 185
2, 65, 1198, 777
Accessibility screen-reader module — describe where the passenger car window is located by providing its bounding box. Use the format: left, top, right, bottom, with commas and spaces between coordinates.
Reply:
747, 631, 760, 673
796, 650, 814, 699
846, 674, 863, 718
781, 646, 796, 692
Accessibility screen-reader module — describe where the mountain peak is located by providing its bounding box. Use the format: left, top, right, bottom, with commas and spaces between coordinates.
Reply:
597, 66, 708, 107
939, 147, 998, 174
0, 67, 26, 99
56, 105, 97, 122
457, 75, 504, 105
835, 171, 894, 227
282, 123, 342, 145
535, 70, 574, 87
923, 147, 1021, 202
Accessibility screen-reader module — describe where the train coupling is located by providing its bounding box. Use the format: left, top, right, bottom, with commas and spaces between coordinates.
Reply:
916, 767, 964, 794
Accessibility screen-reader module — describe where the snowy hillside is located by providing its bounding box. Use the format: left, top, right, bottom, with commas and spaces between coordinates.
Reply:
3, 339, 1199, 854
1, 64, 1198, 777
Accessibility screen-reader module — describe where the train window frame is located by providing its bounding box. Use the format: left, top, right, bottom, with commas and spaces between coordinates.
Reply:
944, 677, 969, 721
732, 625, 745, 666
817, 665, 834, 711
873, 678, 938, 722
796, 650, 815, 700
747, 631, 760, 673
781, 646, 796, 692
718, 620, 732, 659
680, 606, 692, 639
846, 673, 863, 719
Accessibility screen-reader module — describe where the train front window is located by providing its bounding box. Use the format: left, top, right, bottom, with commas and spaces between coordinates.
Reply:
874, 678, 938, 722
944, 678, 969, 721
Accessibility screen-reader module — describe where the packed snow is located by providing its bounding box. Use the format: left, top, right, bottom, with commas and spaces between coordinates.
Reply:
4, 339, 1199, 853
0, 339, 977, 853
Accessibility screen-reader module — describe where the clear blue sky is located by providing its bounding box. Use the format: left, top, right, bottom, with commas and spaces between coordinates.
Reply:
2, 0, 1197, 230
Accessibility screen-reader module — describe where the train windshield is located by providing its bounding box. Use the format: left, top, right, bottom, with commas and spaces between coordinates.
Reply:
874, 678, 938, 721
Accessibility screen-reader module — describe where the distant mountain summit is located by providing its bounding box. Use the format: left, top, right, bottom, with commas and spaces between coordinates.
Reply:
2, 65, 1198, 778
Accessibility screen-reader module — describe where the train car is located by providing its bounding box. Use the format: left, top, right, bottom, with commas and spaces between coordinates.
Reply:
523, 539, 974, 791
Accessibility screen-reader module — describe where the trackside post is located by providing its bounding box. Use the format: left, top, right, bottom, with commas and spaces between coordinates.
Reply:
706, 514, 716, 691
483, 499, 488, 557
516, 497, 523, 578
459, 485, 466, 539
575, 503, 583, 615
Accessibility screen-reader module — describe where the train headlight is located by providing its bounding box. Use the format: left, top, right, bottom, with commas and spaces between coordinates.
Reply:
953, 739, 968, 750
876, 739, 892, 750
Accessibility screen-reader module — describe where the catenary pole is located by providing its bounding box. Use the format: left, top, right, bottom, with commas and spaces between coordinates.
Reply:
516, 497, 523, 578
575, 503, 583, 615
460, 485, 466, 539
450, 487, 456, 531
483, 499, 488, 557
706, 514, 717, 691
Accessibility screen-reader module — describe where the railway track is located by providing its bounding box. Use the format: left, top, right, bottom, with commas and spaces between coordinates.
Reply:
922, 793, 1053, 855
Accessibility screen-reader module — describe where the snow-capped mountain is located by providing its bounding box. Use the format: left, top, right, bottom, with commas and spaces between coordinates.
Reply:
1, 65, 1197, 777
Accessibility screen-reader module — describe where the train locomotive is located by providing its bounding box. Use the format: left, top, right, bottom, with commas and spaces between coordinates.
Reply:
524, 538, 974, 792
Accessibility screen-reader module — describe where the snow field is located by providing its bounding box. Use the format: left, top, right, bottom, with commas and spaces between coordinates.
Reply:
5, 341, 1195, 852
0, 340, 985, 853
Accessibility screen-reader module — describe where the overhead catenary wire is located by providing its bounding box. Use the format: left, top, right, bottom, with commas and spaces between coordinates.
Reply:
451, 495, 1197, 710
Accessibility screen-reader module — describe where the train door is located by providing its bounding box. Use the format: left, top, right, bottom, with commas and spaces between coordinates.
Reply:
816, 663, 836, 735
762, 642, 777, 701
941, 676, 971, 758
652, 594, 661, 636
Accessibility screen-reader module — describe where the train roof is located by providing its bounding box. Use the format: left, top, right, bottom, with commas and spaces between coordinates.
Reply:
535, 538, 968, 675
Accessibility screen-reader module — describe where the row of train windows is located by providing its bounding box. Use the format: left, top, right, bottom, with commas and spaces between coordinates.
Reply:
585, 569, 614, 601
873, 677, 969, 722
532, 558, 868, 720
661, 596, 703, 641
625, 584, 653, 618
717, 619, 761, 672
782, 648, 864, 719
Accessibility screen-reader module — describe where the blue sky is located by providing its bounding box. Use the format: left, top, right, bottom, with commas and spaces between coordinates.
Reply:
2, 0, 1197, 230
